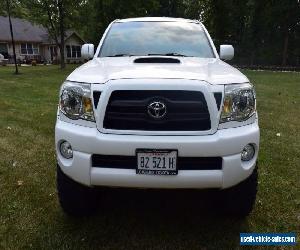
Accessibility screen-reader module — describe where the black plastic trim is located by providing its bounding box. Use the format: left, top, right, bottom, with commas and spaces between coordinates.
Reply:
92, 154, 222, 170
214, 92, 222, 110
93, 91, 101, 109
134, 57, 180, 63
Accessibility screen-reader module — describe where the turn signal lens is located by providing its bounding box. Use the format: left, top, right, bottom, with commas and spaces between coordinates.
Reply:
223, 96, 233, 114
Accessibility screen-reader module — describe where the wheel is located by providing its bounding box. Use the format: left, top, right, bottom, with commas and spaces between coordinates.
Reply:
56, 165, 98, 216
220, 166, 258, 217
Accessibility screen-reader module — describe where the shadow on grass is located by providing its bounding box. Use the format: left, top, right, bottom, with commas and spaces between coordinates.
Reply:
39, 189, 250, 249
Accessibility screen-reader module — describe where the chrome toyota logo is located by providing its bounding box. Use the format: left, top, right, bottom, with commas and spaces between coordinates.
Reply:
147, 101, 167, 119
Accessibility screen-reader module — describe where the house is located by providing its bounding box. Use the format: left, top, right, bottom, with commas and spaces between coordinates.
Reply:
0, 16, 86, 64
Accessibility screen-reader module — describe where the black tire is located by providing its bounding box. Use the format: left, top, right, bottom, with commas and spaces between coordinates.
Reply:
57, 165, 98, 216
220, 166, 258, 217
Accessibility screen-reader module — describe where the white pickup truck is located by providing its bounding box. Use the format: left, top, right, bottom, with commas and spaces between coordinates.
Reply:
55, 17, 259, 216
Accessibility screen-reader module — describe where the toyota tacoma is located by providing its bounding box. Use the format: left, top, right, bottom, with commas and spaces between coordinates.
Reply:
56, 17, 259, 216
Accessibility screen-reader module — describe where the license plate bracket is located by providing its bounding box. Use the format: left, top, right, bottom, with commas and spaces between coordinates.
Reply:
136, 149, 178, 175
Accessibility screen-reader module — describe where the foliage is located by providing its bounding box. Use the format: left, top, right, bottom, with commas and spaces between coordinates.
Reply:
3, 0, 300, 65
0, 0, 27, 17
19, 0, 87, 69
74, 0, 300, 66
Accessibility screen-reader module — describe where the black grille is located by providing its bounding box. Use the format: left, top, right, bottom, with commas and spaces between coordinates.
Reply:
103, 90, 211, 131
92, 155, 222, 170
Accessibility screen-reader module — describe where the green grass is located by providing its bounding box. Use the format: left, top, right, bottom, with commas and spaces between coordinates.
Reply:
0, 65, 299, 249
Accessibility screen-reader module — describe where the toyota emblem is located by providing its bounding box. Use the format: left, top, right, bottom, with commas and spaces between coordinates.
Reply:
147, 101, 167, 119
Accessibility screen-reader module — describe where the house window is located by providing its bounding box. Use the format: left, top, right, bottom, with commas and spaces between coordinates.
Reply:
66, 45, 81, 58
21, 44, 27, 54
0, 43, 8, 58
76, 46, 81, 57
66, 45, 71, 58
71, 45, 77, 58
20, 43, 39, 55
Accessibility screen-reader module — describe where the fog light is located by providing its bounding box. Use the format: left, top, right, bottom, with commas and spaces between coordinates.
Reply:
60, 141, 73, 159
241, 144, 255, 161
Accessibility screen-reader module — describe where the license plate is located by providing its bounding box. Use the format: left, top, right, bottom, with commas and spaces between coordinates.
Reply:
136, 149, 178, 175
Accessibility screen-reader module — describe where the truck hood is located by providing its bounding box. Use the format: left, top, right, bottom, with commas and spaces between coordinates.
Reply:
67, 57, 249, 85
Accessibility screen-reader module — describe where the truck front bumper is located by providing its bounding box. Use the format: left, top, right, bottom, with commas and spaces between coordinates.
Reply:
55, 119, 259, 189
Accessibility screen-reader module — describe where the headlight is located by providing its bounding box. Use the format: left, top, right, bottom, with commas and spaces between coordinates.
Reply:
220, 83, 256, 123
59, 81, 95, 121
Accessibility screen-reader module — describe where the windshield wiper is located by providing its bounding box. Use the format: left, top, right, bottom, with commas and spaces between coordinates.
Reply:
147, 53, 191, 57
106, 54, 137, 57
106, 53, 192, 57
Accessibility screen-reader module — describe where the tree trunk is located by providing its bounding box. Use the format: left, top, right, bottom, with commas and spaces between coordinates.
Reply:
282, 29, 289, 66
46, 7, 60, 64
6, 0, 18, 74
58, 0, 65, 69
250, 51, 255, 66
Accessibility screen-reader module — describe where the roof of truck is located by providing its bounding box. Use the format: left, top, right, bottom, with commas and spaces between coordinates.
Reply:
115, 17, 201, 23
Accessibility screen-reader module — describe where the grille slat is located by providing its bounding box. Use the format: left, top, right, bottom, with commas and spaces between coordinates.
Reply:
104, 90, 211, 131
105, 115, 209, 123
92, 154, 222, 170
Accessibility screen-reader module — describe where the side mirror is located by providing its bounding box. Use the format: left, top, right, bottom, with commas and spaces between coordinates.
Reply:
219, 45, 234, 60
81, 44, 94, 60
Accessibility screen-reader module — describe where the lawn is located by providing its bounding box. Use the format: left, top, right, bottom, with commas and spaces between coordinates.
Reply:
0, 65, 299, 249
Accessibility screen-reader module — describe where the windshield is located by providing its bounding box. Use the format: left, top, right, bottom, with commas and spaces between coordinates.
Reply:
99, 21, 215, 58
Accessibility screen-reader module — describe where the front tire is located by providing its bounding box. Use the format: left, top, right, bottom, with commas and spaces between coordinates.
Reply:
57, 165, 98, 216
221, 166, 258, 217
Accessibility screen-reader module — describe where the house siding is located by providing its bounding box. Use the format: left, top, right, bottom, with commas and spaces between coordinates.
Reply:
64, 34, 84, 63
6, 42, 43, 62
0, 16, 85, 63
4, 38, 84, 63
42, 45, 50, 62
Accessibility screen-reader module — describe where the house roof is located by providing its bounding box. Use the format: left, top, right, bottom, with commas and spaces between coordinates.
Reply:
0, 16, 48, 42
0, 16, 85, 44
52, 30, 86, 44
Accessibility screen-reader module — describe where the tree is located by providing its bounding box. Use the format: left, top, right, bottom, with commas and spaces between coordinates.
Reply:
6, 0, 18, 74
184, 0, 211, 21
57, 0, 65, 69
272, 0, 300, 66
21, 0, 63, 69
21, 0, 86, 69
1, 0, 27, 74
78, 0, 161, 44
7, 0, 300, 67
0, 0, 26, 17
